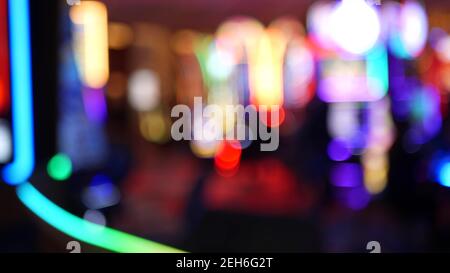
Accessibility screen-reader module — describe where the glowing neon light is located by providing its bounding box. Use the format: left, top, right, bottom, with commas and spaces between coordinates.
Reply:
366, 45, 389, 95
283, 40, 315, 108
249, 31, 284, 107
128, 69, 161, 112
2, 0, 35, 185
70, 1, 109, 89
215, 17, 265, 106
362, 99, 395, 195
214, 140, 241, 176
82, 86, 107, 123
307, 1, 335, 51
47, 154, 73, 181
268, 17, 315, 109
331, 163, 371, 210
70, 1, 109, 124
438, 163, 450, 188
0, 121, 12, 163
17, 182, 185, 253
431, 153, 450, 188
0, 0, 10, 114
318, 45, 388, 103
330, 0, 381, 55
389, 1, 428, 59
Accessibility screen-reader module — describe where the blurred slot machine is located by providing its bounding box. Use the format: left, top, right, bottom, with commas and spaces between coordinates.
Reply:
57, 1, 109, 172
0, 0, 183, 253
307, 0, 395, 207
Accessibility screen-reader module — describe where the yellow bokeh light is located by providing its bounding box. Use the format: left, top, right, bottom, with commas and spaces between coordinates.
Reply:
363, 152, 389, 194
108, 22, 134, 50
70, 1, 109, 89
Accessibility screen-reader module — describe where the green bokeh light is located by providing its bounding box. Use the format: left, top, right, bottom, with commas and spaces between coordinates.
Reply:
47, 154, 72, 181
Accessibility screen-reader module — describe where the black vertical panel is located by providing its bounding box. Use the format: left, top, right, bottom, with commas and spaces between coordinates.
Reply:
29, 0, 59, 167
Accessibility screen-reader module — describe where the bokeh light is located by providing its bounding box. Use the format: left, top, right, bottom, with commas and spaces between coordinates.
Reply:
47, 154, 73, 181
330, 0, 381, 55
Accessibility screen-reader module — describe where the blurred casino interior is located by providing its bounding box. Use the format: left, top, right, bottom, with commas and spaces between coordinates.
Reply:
2, 0, 450, 252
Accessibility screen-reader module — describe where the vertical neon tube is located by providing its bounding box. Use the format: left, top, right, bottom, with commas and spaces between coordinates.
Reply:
2, 0, 35, 185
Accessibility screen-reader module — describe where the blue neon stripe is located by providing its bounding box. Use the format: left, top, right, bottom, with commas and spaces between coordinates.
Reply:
2, 0, 35, 185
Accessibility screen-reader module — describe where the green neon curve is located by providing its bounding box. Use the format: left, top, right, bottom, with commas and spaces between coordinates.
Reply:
16, 182, 185, 253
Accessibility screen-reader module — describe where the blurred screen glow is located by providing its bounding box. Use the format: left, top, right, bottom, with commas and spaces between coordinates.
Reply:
57, 9, 108, 173
318, 45, 388, 102
438, 163, 450, 188
0, 0, 12, 165
432, 153, 450, 188
128, 69, 161, 112
215, 140, 242, 176
328, 139, 352, 162
70, 1, 109, 89
82, 86, 107, 123
307, 1, 334, 52
83, 209, 107, 227
329, 0, 381, 55
331, 163, 362, 188
82, 175, 120, 210
108, 22, 134, 50
0, 0, 9, 114
249, 31, 284, 107
0, 121, 12, 163
362, 99, 395, 194
435, 34, 450, 63
283, 39, 315, 108
387, 1, 428, 59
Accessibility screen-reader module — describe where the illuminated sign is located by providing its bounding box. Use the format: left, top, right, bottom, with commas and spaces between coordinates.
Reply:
318, 45, 389, 103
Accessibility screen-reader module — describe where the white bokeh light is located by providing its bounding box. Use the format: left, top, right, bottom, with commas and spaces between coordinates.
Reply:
0, 121, 12, 163
128, 69, 161, 112
330, 0, 381, 55
400, 1, 428, 58
436, 35, 450, 62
